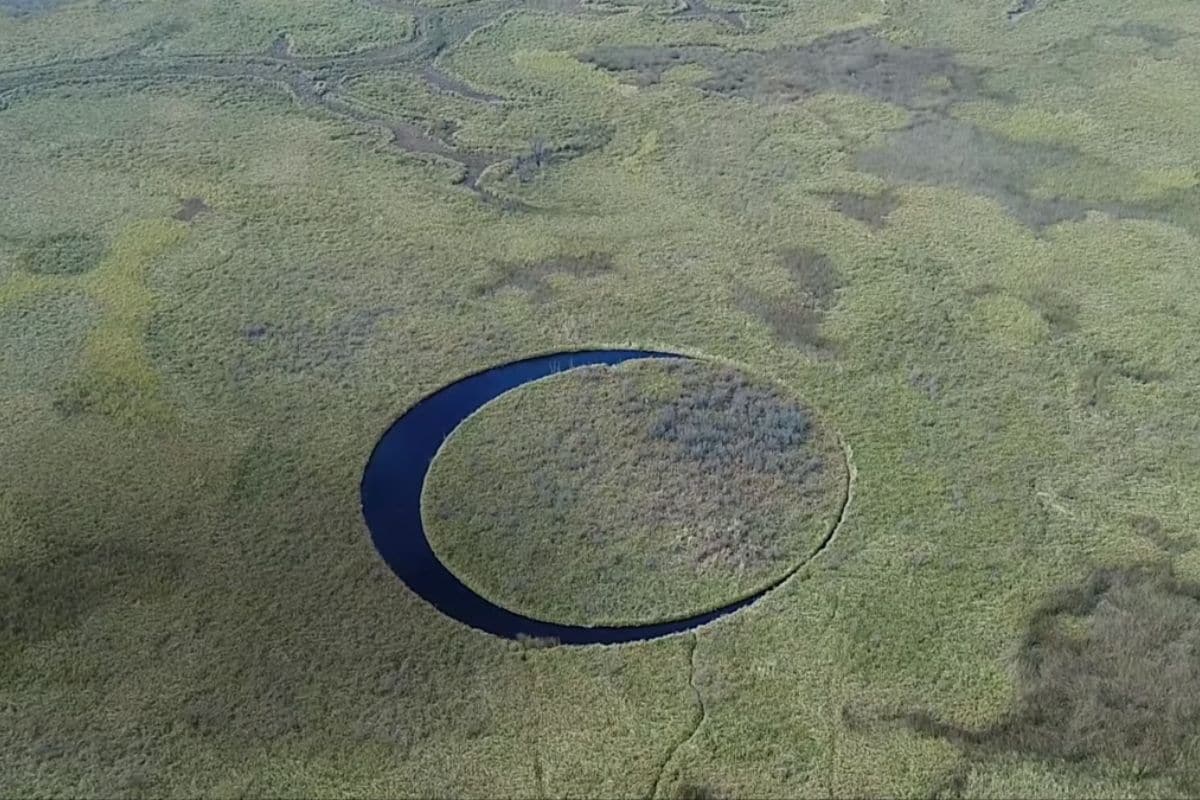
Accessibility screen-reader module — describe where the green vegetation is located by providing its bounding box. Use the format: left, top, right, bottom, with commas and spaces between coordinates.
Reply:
2, 0, 1200, 796
425, 359, 846, 625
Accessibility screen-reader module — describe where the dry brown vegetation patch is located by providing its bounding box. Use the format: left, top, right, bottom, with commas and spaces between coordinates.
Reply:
822, 189, 900, 229
173, 197, 210, 223
859, 117, 1200, 234
735, 247, 841, 352
644, 361, 821, 483
576, 361, 830, 575
477, 251, 615, 301
857, 118, 1093, 231
582, 30, 984, 109
905, 567, 1200, 787
0, 539, 181, 656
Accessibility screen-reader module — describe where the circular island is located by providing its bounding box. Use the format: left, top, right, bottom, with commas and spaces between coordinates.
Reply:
425, 358, 846, 627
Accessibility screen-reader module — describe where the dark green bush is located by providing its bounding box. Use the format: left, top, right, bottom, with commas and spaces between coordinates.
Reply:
18, 231, 105, 275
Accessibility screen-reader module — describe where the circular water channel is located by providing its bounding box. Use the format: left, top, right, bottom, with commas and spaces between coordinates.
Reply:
361, 349, 809, 644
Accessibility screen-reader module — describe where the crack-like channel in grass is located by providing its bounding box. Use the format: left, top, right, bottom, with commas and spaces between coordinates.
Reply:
0, 64, 496, 187
533, 748, 547, 799
822, 435, 856, 559
822, 587, 844, 794
649, 633, 707, 799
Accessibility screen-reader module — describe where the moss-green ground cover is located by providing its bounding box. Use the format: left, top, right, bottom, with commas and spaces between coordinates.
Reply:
425, 359, 846, 626
3, 0, 1200, 796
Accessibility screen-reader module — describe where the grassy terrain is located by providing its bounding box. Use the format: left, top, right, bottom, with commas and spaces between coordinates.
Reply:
424, 358, 846, 625
2, 0, 1200, 796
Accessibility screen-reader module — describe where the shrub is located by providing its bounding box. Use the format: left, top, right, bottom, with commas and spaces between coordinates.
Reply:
1025, 287, 1079, 334
18, 231, 105, 275
477, 252, 614, 301
781, 247, 841, 309
647, 363, 814, 475
673, 782, 724, 800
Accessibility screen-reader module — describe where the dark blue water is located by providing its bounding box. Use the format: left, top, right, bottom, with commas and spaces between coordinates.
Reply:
360, 349, 769, 644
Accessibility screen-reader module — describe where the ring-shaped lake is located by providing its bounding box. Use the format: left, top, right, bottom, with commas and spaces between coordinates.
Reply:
360, 349, 848, 644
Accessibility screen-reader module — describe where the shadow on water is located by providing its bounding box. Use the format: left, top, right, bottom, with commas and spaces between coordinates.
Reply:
360, 349, 844, 644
